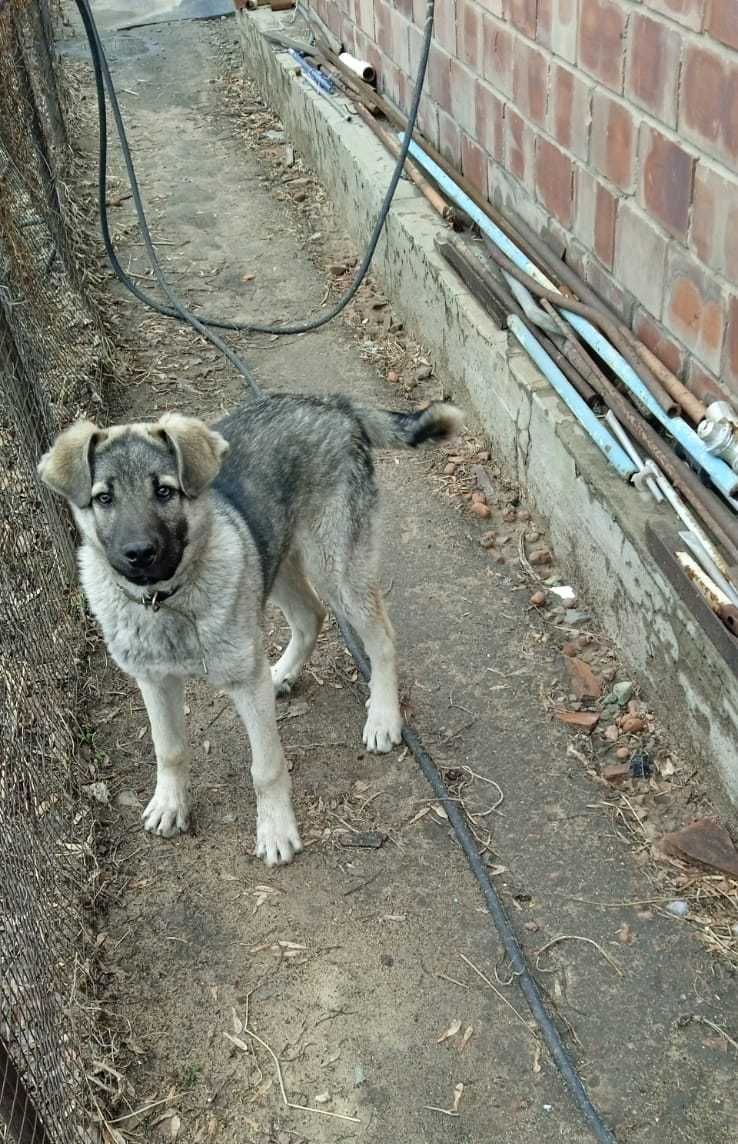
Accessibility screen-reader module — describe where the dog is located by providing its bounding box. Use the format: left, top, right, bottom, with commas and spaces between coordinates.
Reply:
38, 393, 462, 865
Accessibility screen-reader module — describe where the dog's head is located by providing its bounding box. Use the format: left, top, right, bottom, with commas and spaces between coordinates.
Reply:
38, 414, 229, 586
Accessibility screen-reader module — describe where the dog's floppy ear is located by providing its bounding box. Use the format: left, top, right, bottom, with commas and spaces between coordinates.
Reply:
37, 420, 103, 508
155, 413, 229, 497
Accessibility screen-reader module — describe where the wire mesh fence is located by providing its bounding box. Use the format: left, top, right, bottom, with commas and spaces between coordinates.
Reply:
1, 1, 108, 1140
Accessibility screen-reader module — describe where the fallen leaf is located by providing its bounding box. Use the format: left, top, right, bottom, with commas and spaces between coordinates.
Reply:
314, 1092, 330, 1104
459, 1025, 474, 1052
407, 806, 431, 826
241, 273, 255, 283
203, 739, 211, 755
432, 803, 449, 820
437, 1019, 462, 1044
532, 1043, 542, 1074
616, 923, 634, 945
452, 1082, 464, 1112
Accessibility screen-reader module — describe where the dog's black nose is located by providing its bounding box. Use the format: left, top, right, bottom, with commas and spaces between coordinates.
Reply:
124, 543, 157, 568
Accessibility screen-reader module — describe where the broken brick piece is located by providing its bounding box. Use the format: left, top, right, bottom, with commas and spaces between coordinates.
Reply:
660, 817, 738, 881
553, 708, 600, 732
566, 657, 602, 699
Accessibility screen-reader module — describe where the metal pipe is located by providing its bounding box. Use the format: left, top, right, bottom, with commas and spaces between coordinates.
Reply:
679, 530, 738, 608
676, 551, 730, 612
538, 306, 738, 562
356, 106, 457, 223
437, 237, 598, 406
604, 411, 664, 503
508, 316, 637, 480
402, 138, 680, 418
287, 49, 335, 94
631, 341, 705, 425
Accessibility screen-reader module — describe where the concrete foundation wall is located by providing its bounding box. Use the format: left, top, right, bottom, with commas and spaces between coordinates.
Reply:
237, 9, 738, 819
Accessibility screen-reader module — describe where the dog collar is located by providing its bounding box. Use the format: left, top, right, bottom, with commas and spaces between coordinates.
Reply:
117, 584, 181, 612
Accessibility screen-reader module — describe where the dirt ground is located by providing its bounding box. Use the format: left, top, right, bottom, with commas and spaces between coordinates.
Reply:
63, 5, 738, 1142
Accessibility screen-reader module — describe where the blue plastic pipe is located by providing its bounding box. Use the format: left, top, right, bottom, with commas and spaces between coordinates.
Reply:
507, 317, 637, 479
403, 138, 738, 506
288, 49, 335, 95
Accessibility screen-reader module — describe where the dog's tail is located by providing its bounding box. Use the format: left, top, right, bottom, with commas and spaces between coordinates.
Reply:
356, 401, 463, 450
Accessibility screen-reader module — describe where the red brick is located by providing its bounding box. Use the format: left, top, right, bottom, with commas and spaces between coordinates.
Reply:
505, 107, 533, 181
462, 133, 489, 196
450, 58, 478, 136
482, 16, 514, 98
537, 0, 579, 63
640, 125, 695, 238
626, 13, 682, 128
535, 137, 575, 226
355, 0, 375, 37
687, 357, 723, 399
708, 0, 738, 50
591, 91, 636, 191
476, 79, 505, 161
575, 168, 618, 267
723, 295, 738, 390
681, 42, 738, 164
690, 162, 738, 280
666, 249, 725, 372
548, 63, 592, 161
390, 7, 411, 73
439, 109, 462, 167
416, 95, 439, 145
614, 203, 668, 317
513, 41, 549, 127
428, 44, 452, 110
645, 0, 705, 32
459, 0, 483, 70
435, 0, 458, 54
579, 0, 627, 92
375, 2, 392, 56
507, 0, 537, 38
477, 0, 504, 12
634, 309, 687, 377
584, 253, 636, 323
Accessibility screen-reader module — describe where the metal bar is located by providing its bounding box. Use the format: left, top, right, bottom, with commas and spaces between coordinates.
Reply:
508, 316, 637, 479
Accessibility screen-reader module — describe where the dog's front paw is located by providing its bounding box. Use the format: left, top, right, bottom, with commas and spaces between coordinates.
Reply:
142, 781, 189, 838
256, 789, 303, 866
363, 703, 403, 754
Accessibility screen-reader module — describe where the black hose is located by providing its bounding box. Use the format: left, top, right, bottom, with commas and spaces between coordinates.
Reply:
73, 0, 434, 349
337, 618, 617, 1144
72, 2, 618, 1138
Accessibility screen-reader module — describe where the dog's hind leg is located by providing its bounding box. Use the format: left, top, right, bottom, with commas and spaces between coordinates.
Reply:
334, 582, 403, 754
138, 675, 191, 837
269, 554, 326, 696
227, 646, 303, 866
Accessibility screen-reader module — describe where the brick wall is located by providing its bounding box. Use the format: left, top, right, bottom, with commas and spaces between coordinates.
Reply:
312, 0, 738, 396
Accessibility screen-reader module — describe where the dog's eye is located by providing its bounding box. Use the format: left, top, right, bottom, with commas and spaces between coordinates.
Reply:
155, 485, 176, 501
94, 491, 112, 506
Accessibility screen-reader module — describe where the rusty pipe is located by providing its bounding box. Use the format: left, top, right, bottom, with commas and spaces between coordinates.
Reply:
355, 105, 458, 224
631, 341, 705, 425
541, 305, 738, 563
437, 237, 598, 407
480, 239, 680, 417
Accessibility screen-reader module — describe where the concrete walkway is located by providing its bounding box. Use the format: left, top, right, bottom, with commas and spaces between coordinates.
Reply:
75, 5, 737, 1142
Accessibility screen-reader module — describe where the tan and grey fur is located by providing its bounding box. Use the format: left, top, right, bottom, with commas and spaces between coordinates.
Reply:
38, 393, 462, 866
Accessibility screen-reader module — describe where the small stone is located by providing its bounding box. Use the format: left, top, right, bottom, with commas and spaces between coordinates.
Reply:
293, 190, 306, 203
328, 262, 345, 275
479, 531, 496, 549
470, 502, 491, 518
416, 364, 432, 381
565, 609, 592, 625
530, 548, 552, 566
444, 462, 457, 475
615, 747, 630, 760
517, 509, 531, 522
562, 642, 578, 657
476, 450, 490, 461
666, 900, 689, 918
530, 591, 546, 607
603, 724, 619, 742
612, 681, 634, 705
527, 530, 541, 543
387, 370, 400, 384
620, 714, 645, 734
503, 509, 517, 523
471, 490, 487, 505
602, 763, 630, 784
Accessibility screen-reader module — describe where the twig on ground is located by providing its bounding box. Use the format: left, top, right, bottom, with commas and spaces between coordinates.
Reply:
534, 934, 623, 977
